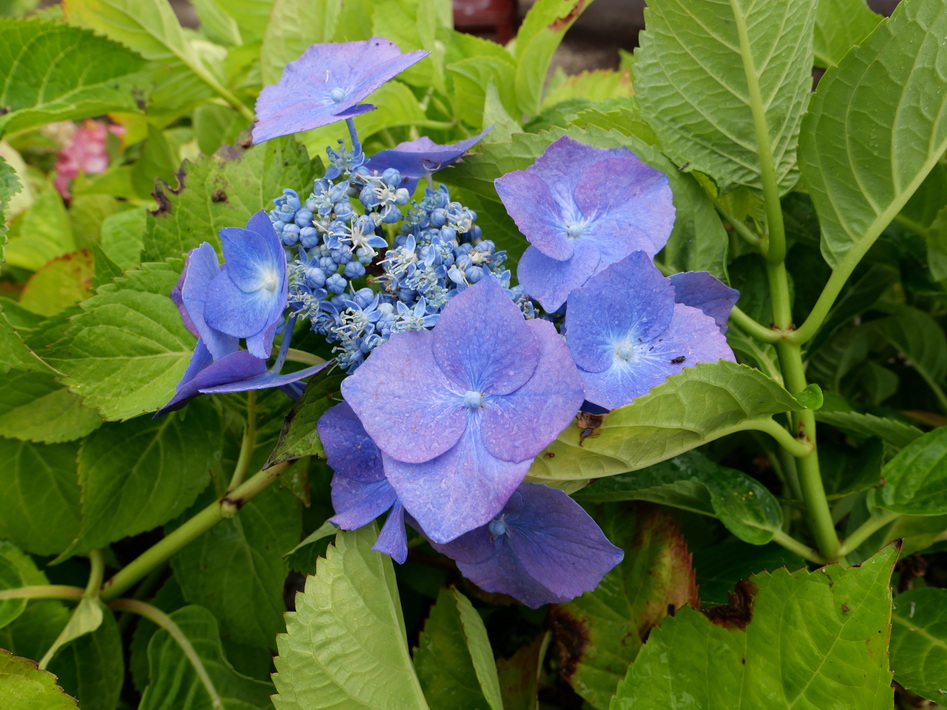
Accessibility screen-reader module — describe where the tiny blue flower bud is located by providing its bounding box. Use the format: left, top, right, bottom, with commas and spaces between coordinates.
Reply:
344, 261, 366, 279
299, 227, 320, 249
326, 273, 347, 294
382, 168, 401, 187
488, 518, 507, 537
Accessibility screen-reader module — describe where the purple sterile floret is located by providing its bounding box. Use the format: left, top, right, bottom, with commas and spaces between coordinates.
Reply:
565, 251, 735, 410
156, 345, 266, 416
179, 243, 238, 360
341, 276, 584, 543
252, 38, 429, 144
203, 210, 288, 359
668, 271, 739, 333
495, 135, 675, 312
364, 127, 493, 195
429, 483, 623, 608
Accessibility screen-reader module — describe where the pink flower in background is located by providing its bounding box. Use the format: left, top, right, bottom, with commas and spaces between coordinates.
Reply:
54, 120, 125, 199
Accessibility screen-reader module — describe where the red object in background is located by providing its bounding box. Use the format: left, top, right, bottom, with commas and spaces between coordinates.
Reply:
54, 120, 125, 200
453, 0, 518, 43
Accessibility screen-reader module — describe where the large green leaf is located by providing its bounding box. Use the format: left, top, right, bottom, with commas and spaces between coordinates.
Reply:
0, 650, 78, 710
0, 370, 100, 444
873, 426, 947, 516
0, 438, 81, 556
890, 587, 947, 703
0, 19, 144, 136
260, 0, 341, 85
139, 605, 273, 710
0, 555, 27, 631
813, 0, 882, 68
634, 0, 816, 194
551, 503, 698, 709
801, 0, 947, 269
413, 587, 503, 710
71, 402, 221, 553
871, 306, 947, 394
814, 409, 922, 449
4, 188, 75, 272
17, 251, 94, 317
0, 153, 20, 265
573, 452, 783, 545
0, 307, 53, 376
693, 540, 805, 607
142, 137, 320, 261
272, 526, 429, 710
46, 262, 194, 420
611, 544, 899, 709
171, 485, 300, 650
371, 0, 448, 94
527, 361, 803, 484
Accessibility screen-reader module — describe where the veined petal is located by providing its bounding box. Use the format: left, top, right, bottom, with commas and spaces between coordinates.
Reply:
317, 402, 386, 484
374, 502, 408, 564
219, 210, 286, 295
203, 268, 282, 339
494, 169, 574, 261
669, 271, 739, 333
516, 244, 600, 314
329, 476, 396, 530
180, 243, 238, 360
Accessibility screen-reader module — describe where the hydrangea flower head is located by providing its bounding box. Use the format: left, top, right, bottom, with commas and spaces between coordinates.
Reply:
430, 483, 624, 608
252, 38, 429, 143
565, 251, 735, 410
341, 276, 584, 543
494, 136, 675, 312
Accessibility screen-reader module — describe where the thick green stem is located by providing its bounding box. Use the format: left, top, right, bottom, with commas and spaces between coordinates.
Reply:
749, 417, 814, 458
770, 530, 824, 565
110, 599, 222, 709
0, 585, 84, 602
714, 202, 761, 248
101, 462, 291, 602
838, 512, 901, 557
228, 392, 257, 490
729, 306, 782, 343
85, 550, 105, 597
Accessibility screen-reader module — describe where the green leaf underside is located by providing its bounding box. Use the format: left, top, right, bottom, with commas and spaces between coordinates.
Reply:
0, 18, 144, 136
890, 587, 947, 703
139, 605, 273, 710
573, 451, 783, 545
814, 410, 923, 448
528, 361, 803, 485
813, 0, 882, 68
875, 426, 947, 516
801, 0, 947, 269
634, 0, 816, 194
45, 262, 194, 420
272, 526, 429, 710
552, 503, 699, 708
0, 649, 79, 710
611, 544, 899, 709
414, 587, 503, 710
872, 306, 947, 385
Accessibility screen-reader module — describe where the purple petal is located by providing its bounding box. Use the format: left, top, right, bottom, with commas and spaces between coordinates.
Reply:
341, 329, 467, 464
181, 243, 238, 360
669, 272, 740, 333
374, 502, 408, 564
382, 425, 530, 544
171, 259, 198, 338
317, 402, 386, 483
219, 211, 286, 295
252, 38, 429, 143
329, 475, 397, 530
197, 361, 329, 394
516, 244, 601, 313
581, 302, 736, 410
245, 316, 281, 361
480, 319, 584, 462
432, 276, 540, 395
565, 252, 676, 374
156, 348, 267, 416
366, 127, 492, 194
494, 169, 575, 261
203, 267, 283, 341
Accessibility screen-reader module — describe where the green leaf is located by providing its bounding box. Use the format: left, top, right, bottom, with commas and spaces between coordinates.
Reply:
0, 554, 27, 631
40, 598, 104, 670
0, 649, 79, 710
0, 438, 81, 556
446, 51, 517, 129
414, 587, 503, 710
611, 543, 899, 709
514, 0, 593, 117
260, 0, 341, 85
272, 526, 429, 710
131, 125, 181, 201
551, 503, 698, 709
139, 605, 273, 710
71, 403, 221, 554
527, 361, 803, 485
0, 19, 145, 136
4, 188, 75, 272
371, 0, 448, 94
635, 0, 816, 194
17, 251, 94, 317
873, 426, 947, 516
890, 587, 947, 703
871, 306, 947, 391
573, 451, 783, 545
191, 0, 242, 45
142, 137, 320, 261
813, 0, 882, 68
800, 0, 947, 269
814, 409, 923, 448
793, 383, 824, 410
266, 372, 344, 468
0, 370, 102, 444
46, 262, 194, 420
495, 634, 549, 710
171, 485, 300, 650
927, 205, 947, 282
693, 540, 805, 607
99, 208, 146, 271
0, 153, 21, 265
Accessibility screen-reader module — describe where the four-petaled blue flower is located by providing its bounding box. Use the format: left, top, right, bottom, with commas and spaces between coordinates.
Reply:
252, 38, 429, 144
341, 276, 585, 543
495, 136, 676, 312
564, 251, 736, 410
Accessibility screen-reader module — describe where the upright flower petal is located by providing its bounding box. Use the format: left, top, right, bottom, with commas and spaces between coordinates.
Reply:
180, 243, 238, 360
669, 271, 740, 333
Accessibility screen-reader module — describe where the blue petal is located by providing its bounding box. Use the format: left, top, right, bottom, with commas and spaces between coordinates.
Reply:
203, 266, 283, 341
317, 402, 386, 483
329, 475, 397, 530
219, 211, 286, 295
669, 271, 739, 333
374, 502, 408, 564
180, 243, 239, 360
156, 348, 267, 416
197, 361, 329, 394
516, 244, 600, 314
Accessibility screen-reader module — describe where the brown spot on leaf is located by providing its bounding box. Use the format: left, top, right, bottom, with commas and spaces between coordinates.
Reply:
703, 580, 757, 631
576, 411, 606, 447
211, 188, 228, 203
543, 452, 555, 459
549, 0, 587, 30
0, 106, 11, 116
841, 603, 850, 614
549, 608, 589, 682
150, 166, 187, 216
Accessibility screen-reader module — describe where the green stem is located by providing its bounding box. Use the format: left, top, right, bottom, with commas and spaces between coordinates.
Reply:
286, 349, 327, 366
770, 530, 825, 565
729, 306, 781, 343
713, 202, 761, 248
838, 511, 901, 557
110, 599, 222, 710
749, 417, 814, 458
101, 461, 291, 602
85, 550, 105, 598
228, 392, 257, 490
0, 585, 84, 602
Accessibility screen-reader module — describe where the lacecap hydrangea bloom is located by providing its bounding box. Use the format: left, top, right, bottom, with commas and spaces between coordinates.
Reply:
340, 276, 585, 543
495, 136, 676, 312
